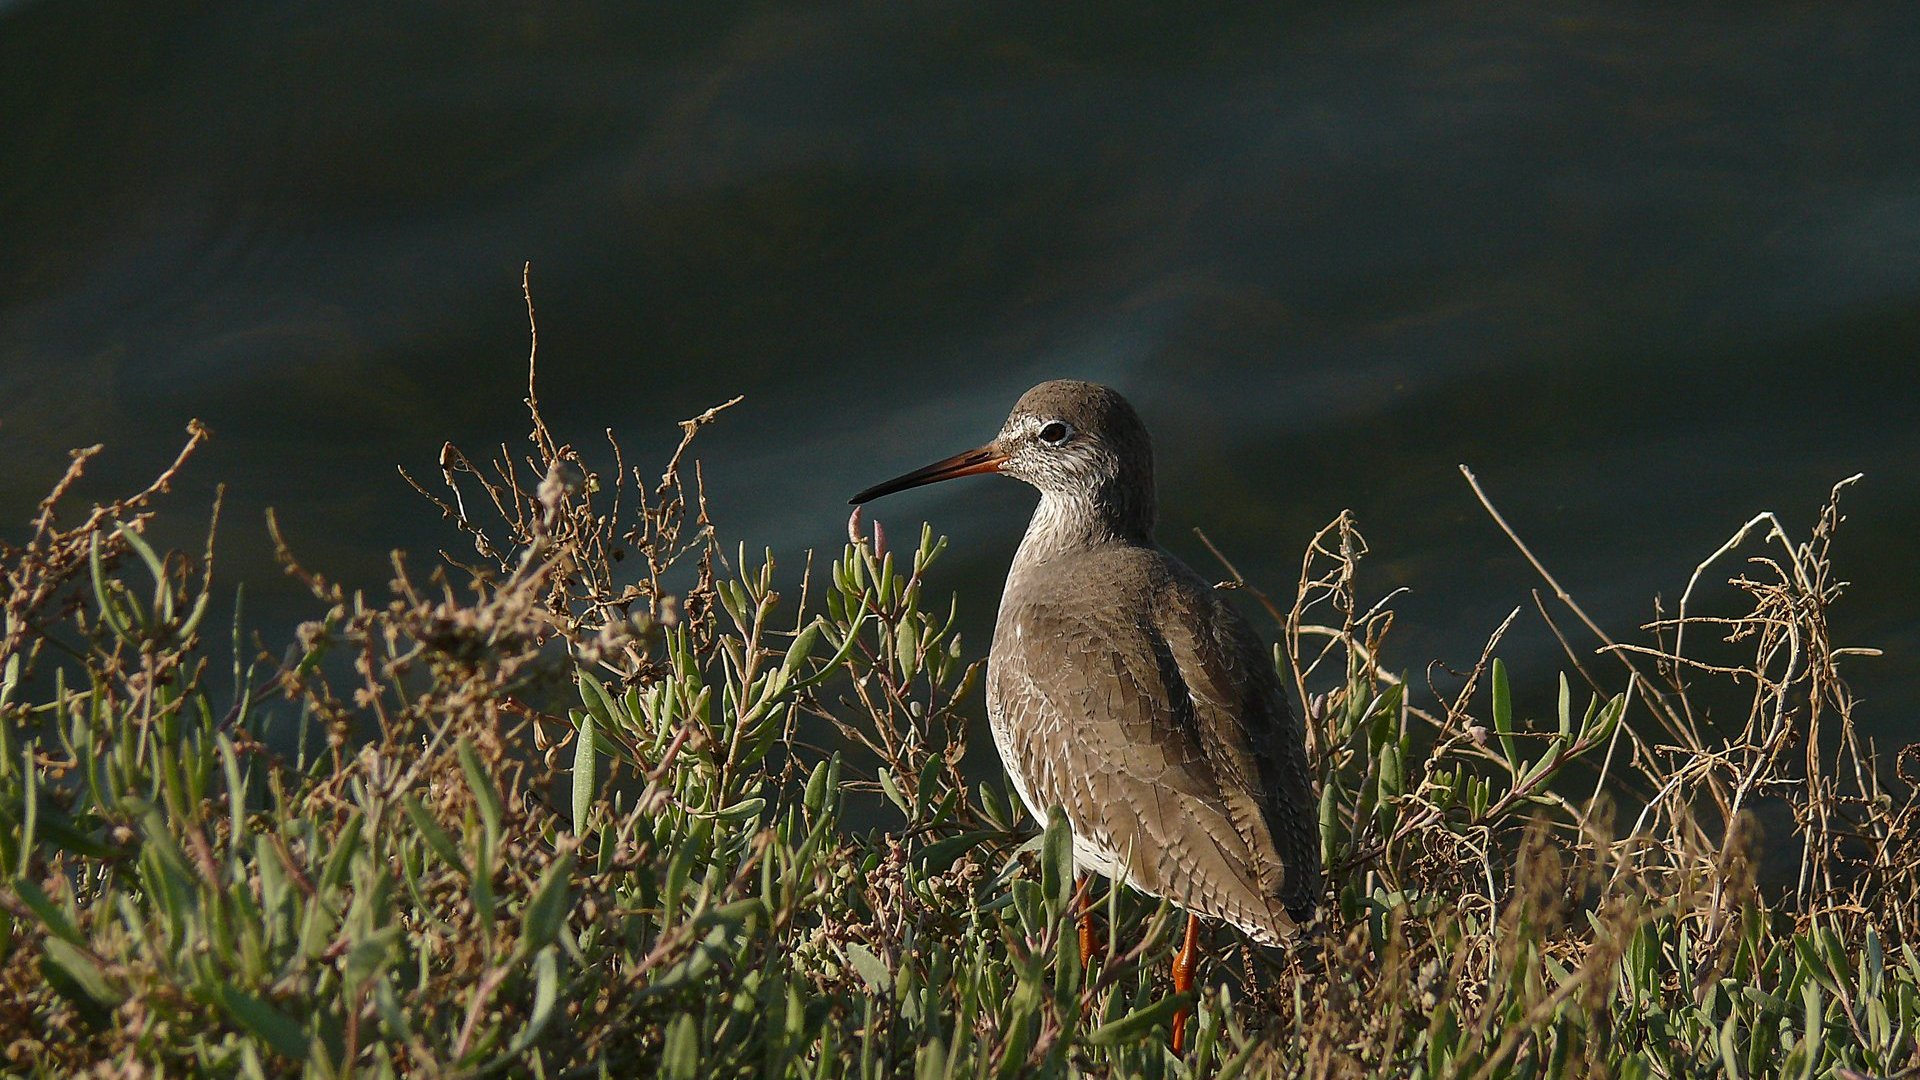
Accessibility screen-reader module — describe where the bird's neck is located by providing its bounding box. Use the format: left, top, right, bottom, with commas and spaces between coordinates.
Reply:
1012, 487, 1155, 569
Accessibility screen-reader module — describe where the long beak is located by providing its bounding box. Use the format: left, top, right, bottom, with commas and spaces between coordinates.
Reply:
850, 443, 1008, 505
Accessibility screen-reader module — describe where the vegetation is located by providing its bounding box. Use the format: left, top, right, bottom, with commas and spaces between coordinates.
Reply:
2, 355, 1915, 1077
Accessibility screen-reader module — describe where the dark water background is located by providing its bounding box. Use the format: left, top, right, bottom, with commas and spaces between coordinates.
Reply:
3, 3, 1917, 745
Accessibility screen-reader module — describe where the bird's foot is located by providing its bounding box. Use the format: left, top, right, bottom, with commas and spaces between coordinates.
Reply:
1074, 876, 1102, 967
1170, 913, 1202, 1056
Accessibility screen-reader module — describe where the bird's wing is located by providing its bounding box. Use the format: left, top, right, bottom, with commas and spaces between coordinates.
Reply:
1150, 569, 1321, 924
991, 582, 1307, 942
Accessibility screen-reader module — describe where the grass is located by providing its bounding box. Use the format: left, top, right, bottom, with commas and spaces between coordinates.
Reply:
1, 350, 1916, 1077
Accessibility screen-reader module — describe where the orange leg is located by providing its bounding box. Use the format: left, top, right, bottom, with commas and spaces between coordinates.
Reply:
1170, 913, 1202, 1056
1074, 876, 1100, 967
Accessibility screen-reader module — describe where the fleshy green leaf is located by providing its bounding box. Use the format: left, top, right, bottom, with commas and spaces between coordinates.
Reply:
846, 942, 893, 995
508, 946, 562, 1054
521, 853, 575, 954
217, 985, 310, 1061
456, 738, 504, 852
401, 795, 468, 876
572, 714, 597, 833
43, 937, 125, 1008
1086, 992, 1192, 1046
1042, 808, 1075, 909
1491, 658, 1517, 767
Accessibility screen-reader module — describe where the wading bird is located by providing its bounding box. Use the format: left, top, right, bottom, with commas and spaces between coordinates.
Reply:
851, 380, 1319, 1054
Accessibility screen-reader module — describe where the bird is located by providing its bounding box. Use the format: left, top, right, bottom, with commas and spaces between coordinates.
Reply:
850, 379, 1320, 1053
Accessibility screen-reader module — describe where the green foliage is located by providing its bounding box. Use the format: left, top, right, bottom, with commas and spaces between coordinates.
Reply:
0, 404, 1913, 1078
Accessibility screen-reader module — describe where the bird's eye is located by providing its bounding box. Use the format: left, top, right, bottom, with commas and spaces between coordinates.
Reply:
1037, 420, 1073, 446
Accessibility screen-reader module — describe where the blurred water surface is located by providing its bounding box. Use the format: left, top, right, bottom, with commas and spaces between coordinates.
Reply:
3, 3, 1917, 735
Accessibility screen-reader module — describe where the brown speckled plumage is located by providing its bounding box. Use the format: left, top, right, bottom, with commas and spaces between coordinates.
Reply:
854, 379, 1319, 945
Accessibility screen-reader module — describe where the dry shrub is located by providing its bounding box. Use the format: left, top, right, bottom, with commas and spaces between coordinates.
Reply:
2, 293, 1914, 1076
1233, 473, 1918, 1077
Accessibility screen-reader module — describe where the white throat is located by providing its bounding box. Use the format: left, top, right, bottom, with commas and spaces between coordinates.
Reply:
1012, 490, 1125, 570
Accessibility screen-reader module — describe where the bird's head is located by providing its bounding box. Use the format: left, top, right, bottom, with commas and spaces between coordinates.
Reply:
851, 379, 1156, 537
